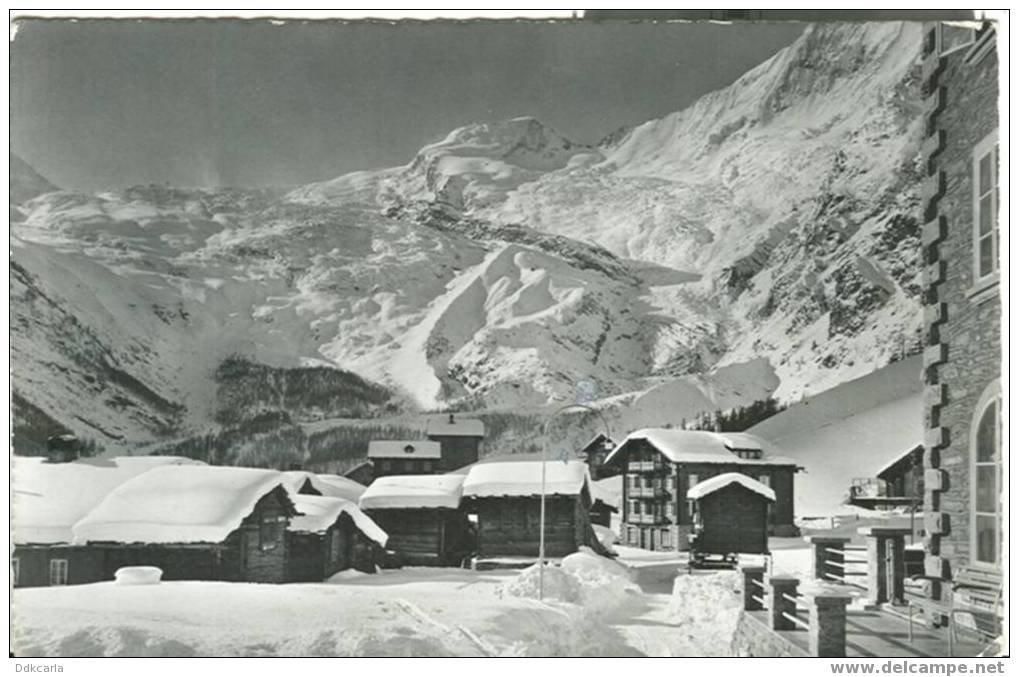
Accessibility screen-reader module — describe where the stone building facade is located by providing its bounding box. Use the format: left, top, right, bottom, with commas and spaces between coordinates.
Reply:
919, 22, 1000, 596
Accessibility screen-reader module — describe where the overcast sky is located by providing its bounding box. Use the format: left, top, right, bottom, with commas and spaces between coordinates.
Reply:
11, 19, 803, 192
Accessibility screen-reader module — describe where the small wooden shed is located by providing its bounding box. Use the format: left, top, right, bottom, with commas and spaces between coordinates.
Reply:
358, 474, 474, 567
286, 494, 387, 581
461, 460, 611, 563
11, 455, 204, 588
73, 465, 298, 584
687, 472, 774, 564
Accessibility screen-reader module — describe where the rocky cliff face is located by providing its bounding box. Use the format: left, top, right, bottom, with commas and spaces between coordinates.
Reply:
10, 22, 925, 454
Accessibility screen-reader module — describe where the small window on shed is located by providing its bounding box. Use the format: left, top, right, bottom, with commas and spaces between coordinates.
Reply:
260, 515, 286, 552
48, 559, 68, 586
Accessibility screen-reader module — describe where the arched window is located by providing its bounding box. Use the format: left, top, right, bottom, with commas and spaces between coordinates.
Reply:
972, 381, 1002, 566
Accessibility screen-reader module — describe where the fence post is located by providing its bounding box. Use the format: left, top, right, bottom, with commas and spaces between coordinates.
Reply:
804, 591, 853, 657
804, 536, 851, 581
859, 526, 911, 606
768, 576, 800, 630
740, 564, 766, 611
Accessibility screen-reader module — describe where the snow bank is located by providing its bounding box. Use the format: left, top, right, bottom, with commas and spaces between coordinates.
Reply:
73, 465, 286, 544
462, 460, 588, 498
666, 571, 741, 656
289, 494, 388, 547
592, 524, 619, 554
687, 472, 776, 502
114, 567, 162, 586
358, 474, 465, 510
502, 548, 639, 614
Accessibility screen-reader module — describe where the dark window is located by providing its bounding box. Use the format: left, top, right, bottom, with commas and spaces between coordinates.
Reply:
260, 515, 286, 551
974, 397, 1001, 565
973, 132, 999, 282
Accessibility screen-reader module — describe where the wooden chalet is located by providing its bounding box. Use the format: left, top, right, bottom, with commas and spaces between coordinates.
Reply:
11, 455, 205, 588
368, 440, 442, 478
286, 494, 387, 581
358, 474, 474, 566
848, 445, 925, 511
426, 413, 485, 472
603, 428, 799, 552
687, 472, 774, 564
461, 460, 611, 563
73, 465, 298, 584
579, 433, 619, 480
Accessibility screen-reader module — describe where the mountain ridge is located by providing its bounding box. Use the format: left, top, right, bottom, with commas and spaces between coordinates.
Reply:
10, 22, 925, 461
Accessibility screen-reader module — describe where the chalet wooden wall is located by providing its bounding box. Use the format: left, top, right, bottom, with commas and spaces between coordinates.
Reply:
12, 546, 106, 588
695, 484, 770, 555
366, 508, 472, 566
475, 496, 580, 559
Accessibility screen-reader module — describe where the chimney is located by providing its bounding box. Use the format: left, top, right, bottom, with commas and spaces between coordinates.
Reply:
448, 412, 455, 424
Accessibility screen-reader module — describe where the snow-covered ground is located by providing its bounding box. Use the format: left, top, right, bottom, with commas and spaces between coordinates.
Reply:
13, 544, 824, 657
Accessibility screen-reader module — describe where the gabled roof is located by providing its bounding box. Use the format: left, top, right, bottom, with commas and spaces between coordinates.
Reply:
73, 465, 293, 545
462, 460, 588, 499
288, 494, 387, 547
425, 415, 485, 438
687, 472, 776, 502
279, 470, 367, 502
603, 428, 795, 467
580, 432, 616, 455
367, 440, 442, 459
12, 455, 205, 545
359, 474, 465, 510
875, 444, 924, 481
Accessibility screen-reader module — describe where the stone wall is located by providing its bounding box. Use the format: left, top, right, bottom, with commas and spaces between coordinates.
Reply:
921, 25, 1000, 591
731, 610, 810, 657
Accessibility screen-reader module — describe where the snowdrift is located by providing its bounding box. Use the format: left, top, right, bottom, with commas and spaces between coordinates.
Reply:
501, 548, 640, 614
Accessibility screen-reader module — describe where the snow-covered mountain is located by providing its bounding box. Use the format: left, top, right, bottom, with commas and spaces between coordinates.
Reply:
10, 22, 926, 455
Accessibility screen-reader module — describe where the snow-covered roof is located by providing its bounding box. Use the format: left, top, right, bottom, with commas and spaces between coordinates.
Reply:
73, 465, 292, 545
581, 433, 616, 454
359, 474, 465, 510
367, 440, 442, 459
311, 474, 368, 503
288, 494, 388, 546
591, 475, 622, 508
462, 460, 588, 498
12, 455, 206, 545
687, 472, 776, 502
279, 471, 367, 502
603, 428, 795, 467
426, 416, 485, 438
874, 445, 924, 480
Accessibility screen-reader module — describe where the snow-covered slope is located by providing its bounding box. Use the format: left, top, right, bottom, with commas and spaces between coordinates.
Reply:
11, 22, 926, 455
747, 355, 923, 517
296, 22, 927, 401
